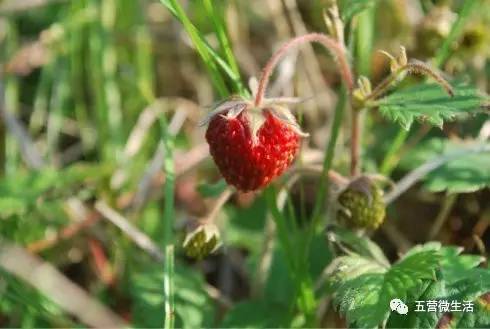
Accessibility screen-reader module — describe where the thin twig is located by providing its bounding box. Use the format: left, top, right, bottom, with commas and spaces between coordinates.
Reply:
95, 201, 164, 261
384, 144, 490, 204
130, 143, 209, 210
27, 211, 100, 253
0, 239, 127, 328
380, 221, 413, 253
201, 188, 233, 224
427, 193, 457, 240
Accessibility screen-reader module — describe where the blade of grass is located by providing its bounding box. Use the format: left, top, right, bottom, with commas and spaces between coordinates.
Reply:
46, 61, 69, 162
101, 0, 123, 159
160, 110, 175, 328
3, 19, 20, 175
432, 0, 479, 68
88, 0, 109, 160
29, 62, 53, 136
354, 5, 375, 77
265, 186, 316, 326
164, 0, 229, 97
379, 128, 409, 175
159, 0, 248, 97
163, 245, 175, 329
68, 0, 93, 152
135, 26, 156, 102
202, 0, 244, 95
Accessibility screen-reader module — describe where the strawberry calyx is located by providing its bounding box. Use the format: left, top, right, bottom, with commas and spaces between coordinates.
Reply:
199, 94, 309, 142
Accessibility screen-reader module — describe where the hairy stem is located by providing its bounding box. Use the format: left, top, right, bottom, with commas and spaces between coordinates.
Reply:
367, 60, 454, 102
350, 110, 360, 176
254, 33, 354, 107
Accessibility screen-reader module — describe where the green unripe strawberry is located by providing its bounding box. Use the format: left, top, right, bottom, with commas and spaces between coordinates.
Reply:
337, 176, 386, 230
183, 222, 220, 259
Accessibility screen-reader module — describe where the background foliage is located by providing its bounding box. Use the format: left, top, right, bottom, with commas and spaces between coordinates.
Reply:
0, 0, 489, 328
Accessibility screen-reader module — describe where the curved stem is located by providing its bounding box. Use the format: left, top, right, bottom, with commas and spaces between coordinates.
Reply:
254, 33, 354, 107
366, 60, 454, 102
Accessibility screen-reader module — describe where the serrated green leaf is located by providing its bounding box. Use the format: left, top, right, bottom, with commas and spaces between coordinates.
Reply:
387, 270, 447, 329
386, 245, 489, 329
377, 82, 489, 130
329, 249, 441, 328
440, 247, 485, 284
399, 138, 490, 193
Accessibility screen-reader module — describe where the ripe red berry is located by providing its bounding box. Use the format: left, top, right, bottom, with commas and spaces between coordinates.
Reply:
204, 99, 304, 192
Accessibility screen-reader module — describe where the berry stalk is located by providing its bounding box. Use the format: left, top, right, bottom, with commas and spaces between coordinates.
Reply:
254, 33, 354, 107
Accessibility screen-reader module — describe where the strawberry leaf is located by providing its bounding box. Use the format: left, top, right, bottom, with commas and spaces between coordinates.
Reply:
328, 249, 441, 328
376, 82, 489, 130
399, 138, 490, 193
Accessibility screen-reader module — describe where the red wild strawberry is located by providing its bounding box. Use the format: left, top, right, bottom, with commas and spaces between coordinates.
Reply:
202, 97, 307, 192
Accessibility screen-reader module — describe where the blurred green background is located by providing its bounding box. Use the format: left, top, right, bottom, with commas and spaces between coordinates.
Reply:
0, 0, 489, 327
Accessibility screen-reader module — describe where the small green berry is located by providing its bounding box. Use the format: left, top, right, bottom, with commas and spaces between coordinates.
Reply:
183, 222, 221, 259
337, 176, 386, 230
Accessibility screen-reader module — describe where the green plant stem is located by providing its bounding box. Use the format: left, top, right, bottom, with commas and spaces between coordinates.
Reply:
433, 0, 479, 68
3, 19, 19, 175
160, 112, 175, 329
101, 0, 123, 159
163, 245, 175, 329
427, 193, 457, 240
350, 109, 360, 176
307, 87, 347, 248
264, 187, 296, 274
265, 187, 316, 326
296, 88, 348, 326
254, 33, 354, 107
380, 129, 409, 176
351, 5, 375, 177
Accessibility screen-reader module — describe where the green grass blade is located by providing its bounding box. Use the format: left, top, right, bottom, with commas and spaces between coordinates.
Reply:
160, 0, 248, 97
160, 109, 175, 329
3, 19, 20, 174
202, 0, 244, 94
164, 0, 229, 96
433, 1, 479, 68
163, 245, 175, 329
101, 0, 124, 158
46, 61, 70, 162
